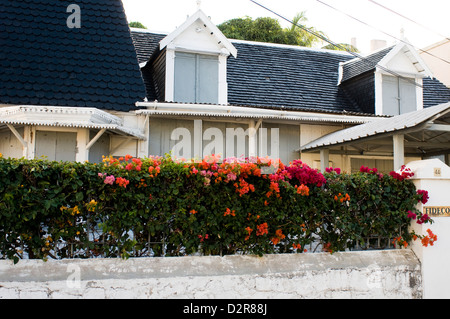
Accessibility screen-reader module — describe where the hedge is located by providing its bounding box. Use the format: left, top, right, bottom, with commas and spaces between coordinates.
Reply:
0, 153, 435, 263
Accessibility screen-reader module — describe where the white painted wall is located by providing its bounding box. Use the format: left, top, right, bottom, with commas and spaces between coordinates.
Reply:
0, 250, 421, 299
0, 128, 25, 159
420, 40, 450, 88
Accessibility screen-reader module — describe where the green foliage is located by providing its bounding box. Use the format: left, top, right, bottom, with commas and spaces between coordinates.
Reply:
217, 13, 325, 47
322, 43, 359, 53
0, 155, 431, 263
129, 21, 147, 29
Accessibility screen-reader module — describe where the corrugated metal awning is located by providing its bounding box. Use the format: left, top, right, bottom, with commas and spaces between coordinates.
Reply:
301, 102, 450, 152
0, 105, 146, 140
135, 101, 381, 125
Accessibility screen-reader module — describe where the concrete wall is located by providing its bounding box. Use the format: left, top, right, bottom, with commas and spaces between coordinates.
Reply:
0, 250, 422, 299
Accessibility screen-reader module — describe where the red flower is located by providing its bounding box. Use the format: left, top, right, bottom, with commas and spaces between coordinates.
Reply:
407, 211, 417, 220
389, 165, 414, 181
417, 214, 430, 224
417, 189, 429, 204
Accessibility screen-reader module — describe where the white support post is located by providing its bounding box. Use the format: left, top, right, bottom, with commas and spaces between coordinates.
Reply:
193, 120, 203, 160
218, 53, 229, 105
320, 149, 329, 173
165, 47, 176, 102
23, 126, 36, 160
248, 120, 257, 158
137, 114, 150, 158
393, 134, 405, 170
76, 128, 89, 163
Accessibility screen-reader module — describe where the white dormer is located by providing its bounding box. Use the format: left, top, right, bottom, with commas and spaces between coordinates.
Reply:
374, 41, 434, 116
160, 9, 237, 105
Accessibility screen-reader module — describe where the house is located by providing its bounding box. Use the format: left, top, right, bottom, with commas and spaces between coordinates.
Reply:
1, 2, 450, 173
420, 39, 450, 88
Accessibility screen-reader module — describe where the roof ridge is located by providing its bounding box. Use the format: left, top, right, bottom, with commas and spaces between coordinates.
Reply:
230, 38, 353, 56
340, 45, 395, 66
130, 28, 169, 35
129, 29, 352, 56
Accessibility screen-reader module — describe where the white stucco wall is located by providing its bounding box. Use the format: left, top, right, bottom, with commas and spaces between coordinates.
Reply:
0, 250, 421, 299
408, 159, 450, 299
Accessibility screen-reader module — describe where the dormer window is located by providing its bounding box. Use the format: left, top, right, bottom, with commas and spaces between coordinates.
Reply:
339, 42, 434, 116
374, 42, 433, 116
174, 52, 219, 104
158, 9, 237, 105
381, 75, 418, 115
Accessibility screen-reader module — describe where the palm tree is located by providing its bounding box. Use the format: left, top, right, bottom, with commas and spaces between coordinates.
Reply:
284, 12, 326, 47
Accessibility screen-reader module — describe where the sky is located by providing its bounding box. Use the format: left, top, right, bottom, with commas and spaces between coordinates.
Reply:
121, 0, 449, 54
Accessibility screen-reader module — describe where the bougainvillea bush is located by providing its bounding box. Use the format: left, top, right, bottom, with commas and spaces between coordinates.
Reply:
0, 153, 434, 263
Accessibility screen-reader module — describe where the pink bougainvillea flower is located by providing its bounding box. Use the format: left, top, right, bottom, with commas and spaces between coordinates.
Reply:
417, 214, 430, 224
407, 211, 417, 220
104, 175, 115, 185
417, 189, 429, 204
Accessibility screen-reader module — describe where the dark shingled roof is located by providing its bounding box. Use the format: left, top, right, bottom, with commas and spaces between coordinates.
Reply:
340, 46, 393, 83
131, 31, 366, 113
0, 0, 146, 112
423, 78, 450, 108
340, 45, 450, 109
131, 30, 166, 64
130, 30, 450, 114
226, 41, 360, 113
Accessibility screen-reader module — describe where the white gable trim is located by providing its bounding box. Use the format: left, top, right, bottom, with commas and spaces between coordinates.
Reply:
159, 9, 237, 58
378, 41, 434, 78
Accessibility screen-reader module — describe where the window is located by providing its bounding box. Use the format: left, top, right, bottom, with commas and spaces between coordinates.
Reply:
351, 158, 393, 174
382, 75, 417, 115
174, 52, 219, 104
35, 131, 77, 162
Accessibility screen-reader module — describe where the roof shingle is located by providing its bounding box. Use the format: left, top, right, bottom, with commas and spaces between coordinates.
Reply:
129, 31, 450, 115
0, 0, 146, 112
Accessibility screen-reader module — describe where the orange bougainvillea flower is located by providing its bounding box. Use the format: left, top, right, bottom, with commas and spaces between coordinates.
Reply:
322, 242, 333, 253
292, 243, 302, 250
190, 209, 198, 215
223, 207, 236, 217
334, 193, 350, 203
275, 229, 285, 239
271, 229, 285, 245
271, 237, 280, 245
245, 227, 253, 241
256, 222, 268, 236
115, 177, 130, 188
421, 229, 437, 247
295, 184, 309, 196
